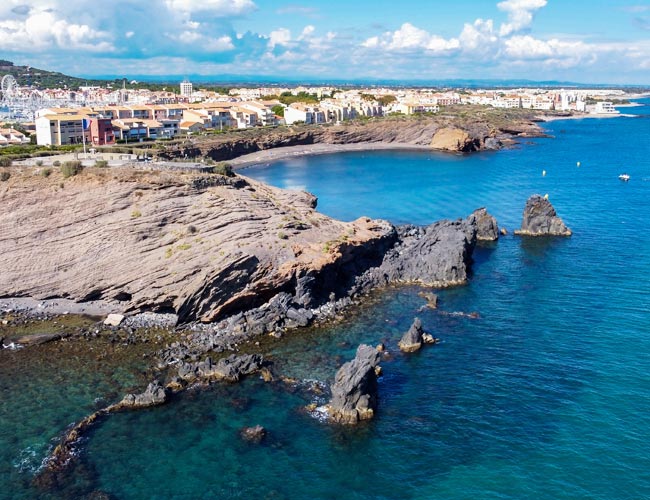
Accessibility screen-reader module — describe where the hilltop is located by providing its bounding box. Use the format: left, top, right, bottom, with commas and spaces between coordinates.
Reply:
0, 60, 177, 92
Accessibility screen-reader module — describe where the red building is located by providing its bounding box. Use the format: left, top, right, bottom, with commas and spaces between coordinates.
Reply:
90, 118, 115, 145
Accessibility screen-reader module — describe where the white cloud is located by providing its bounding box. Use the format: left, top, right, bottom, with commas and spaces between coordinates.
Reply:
173, 31, 234, 51
299, 25, 315, 40
497, 0, 547, 36
268, 28, 291, 48
362, 23, 460, 53
1, 8, 114, 52
459, 19, 498, 52
362, 36, 379, 48
1, 0, 650, 83
164, 0, 256, 16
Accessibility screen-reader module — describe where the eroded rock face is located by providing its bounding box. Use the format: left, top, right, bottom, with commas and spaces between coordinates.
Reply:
398, 318, 424, 353
119, 381, 167, 408
515, 195, 572, 236
357, 218, 477, 290
430, 128, 478, 152
467, 208, 499, 241
327, 344, 381, 424
0, 169, 394, 324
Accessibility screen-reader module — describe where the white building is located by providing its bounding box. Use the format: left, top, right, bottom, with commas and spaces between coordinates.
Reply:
594, 102, 619, 114
284, 104, 326, 125
180, 79, 193, 98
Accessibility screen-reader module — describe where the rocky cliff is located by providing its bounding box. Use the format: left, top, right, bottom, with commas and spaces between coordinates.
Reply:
156, 108, 546, 161
1, 165, 494, 336
0, 167, 394, 323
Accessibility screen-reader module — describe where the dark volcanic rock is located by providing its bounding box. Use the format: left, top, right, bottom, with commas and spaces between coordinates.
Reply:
328, 344, 381, 424
240, 425, 267, 443
178, 353, 264, 382
119, 381, 167, 408
398, 318, 424, 353
467, 208, 499, 241
515, 195, 572, 236
357, 219, 477, 290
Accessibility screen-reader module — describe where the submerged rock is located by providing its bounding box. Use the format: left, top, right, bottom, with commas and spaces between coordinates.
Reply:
327, 344, 381, 424
398, 318, 425, 353
515, 195, 572, 236
240, 425, 266, 443
467, 207, 499, 241
418, 291, 439, 309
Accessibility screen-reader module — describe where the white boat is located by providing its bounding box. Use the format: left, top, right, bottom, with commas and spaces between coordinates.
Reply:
618, 174, 630, 181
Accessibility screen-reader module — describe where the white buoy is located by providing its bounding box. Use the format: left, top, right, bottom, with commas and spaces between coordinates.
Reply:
544, 193, 549, 199
577, 161, 581, 167
542, 169, 547, 177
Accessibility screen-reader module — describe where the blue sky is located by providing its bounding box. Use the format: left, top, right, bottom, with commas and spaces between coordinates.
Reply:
1, 0, 650, 84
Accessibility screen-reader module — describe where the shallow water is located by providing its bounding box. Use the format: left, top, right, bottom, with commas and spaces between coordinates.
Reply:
2, 102, 650, 499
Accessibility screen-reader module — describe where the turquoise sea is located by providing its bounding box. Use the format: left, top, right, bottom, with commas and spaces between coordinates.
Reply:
2, 101, 650, 499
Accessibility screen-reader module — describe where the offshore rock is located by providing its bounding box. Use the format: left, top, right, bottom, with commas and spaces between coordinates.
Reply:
515, 195, 572, 236
398, 318, 425, 353
467, 207, 499, 241
327, 344, 381, 424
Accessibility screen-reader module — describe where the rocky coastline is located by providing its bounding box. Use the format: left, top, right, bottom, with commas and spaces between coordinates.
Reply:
1, 140, 572, 480
155, 108, 549, 163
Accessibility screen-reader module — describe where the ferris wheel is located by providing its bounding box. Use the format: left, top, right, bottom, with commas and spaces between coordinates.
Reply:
1, 74, 18, 101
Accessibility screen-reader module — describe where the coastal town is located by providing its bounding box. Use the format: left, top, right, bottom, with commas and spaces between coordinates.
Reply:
0, 72, 630, 148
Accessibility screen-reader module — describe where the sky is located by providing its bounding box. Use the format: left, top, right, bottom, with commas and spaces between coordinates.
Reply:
1, 0, 650, 84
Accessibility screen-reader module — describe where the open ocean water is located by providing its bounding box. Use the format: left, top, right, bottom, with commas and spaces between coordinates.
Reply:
1, 101, 650, 499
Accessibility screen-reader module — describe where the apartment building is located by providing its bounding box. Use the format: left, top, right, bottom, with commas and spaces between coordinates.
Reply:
35, 114, 89, 146
284, 104, 326, 125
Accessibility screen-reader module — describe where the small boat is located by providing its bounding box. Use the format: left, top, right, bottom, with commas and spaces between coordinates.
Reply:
619, 174, 630, 182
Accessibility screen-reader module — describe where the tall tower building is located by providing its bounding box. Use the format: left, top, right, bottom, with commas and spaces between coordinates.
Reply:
180, 79, 193, 97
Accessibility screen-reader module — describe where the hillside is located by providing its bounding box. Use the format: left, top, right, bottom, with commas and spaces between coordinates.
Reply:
0, 60, 173, 91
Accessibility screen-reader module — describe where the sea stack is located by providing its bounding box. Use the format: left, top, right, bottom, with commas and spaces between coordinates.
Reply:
398, 318, 425, 352
466, 208, 500, 241
327, 344, 381, 424
515, 195, 572, 236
